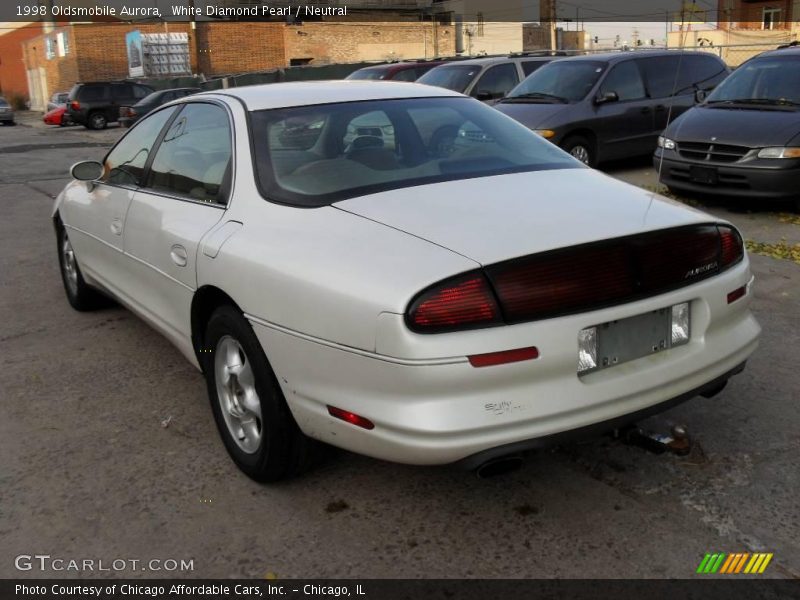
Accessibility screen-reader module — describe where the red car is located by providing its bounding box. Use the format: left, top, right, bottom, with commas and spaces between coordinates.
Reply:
43, 105, 72, 127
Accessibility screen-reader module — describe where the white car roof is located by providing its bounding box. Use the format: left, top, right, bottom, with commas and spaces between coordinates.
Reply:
199, 80, 463, 111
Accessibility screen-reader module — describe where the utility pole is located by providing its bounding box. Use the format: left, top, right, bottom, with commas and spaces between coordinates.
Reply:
549, 0, 557, 51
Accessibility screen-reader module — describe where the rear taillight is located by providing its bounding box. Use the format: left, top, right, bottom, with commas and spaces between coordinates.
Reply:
406, 224, 747, 334
407, 271, 501, 333
126, 108, 137, 117
718, 225, 744, 268
70, 100, 79, 110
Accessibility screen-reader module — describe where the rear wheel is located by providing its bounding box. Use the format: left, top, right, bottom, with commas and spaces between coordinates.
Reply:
561, 135, 596, 167
204, 306, 313, 482
87, 111, 107, 130
57, 226, 107, 311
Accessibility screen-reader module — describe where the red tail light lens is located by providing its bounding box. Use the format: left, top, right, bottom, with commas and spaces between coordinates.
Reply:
70, 101, 80, 110
407, 271, 501, 333
407, 224, 746, 334
718, 225, 744, 268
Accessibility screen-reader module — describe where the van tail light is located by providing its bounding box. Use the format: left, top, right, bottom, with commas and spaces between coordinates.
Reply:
406, 271, 501, 333
70, 101, 80, 111
718, 225, 744, 268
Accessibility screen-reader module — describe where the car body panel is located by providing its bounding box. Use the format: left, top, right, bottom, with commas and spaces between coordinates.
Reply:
335, 169, 713, 265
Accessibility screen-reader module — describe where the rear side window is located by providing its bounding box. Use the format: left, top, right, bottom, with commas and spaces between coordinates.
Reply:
78, 85, 107, 101
600, 61, 646, 101
112, 84, 133, 99
472, 63, 519, 99
521, 60, 548, 76
677, 55, 728, 93
639, 56, 680, 98
391, 68, 417, 82
133, 85, 151, 99
146, 103, 232, 205
101, 107, 177, 186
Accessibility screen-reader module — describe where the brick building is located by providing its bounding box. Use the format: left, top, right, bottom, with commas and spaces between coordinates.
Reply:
0, 22, 43, 101
22, 19, 455, 110
717, 0, 796, 30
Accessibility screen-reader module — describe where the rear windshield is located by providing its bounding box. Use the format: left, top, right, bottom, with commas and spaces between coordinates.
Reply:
417, 65, 482, 93
251, 96, 580, 206
706, 55, 800, 106
507, 60, 606, 102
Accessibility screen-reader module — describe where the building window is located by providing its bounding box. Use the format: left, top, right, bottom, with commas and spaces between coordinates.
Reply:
45, 37, 56, 59
57, 32, 69, 56
477, 13, 484, 37
763, 7, 781, 30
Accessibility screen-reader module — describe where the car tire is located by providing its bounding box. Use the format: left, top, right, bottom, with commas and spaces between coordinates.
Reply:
87, 112, 107, 130
57, 225, 108, 311
561, 135, 596, 167
204, 306, 313, 482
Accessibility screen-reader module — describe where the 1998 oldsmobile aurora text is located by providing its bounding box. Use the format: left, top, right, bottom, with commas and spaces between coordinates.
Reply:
55, 81, 760, 481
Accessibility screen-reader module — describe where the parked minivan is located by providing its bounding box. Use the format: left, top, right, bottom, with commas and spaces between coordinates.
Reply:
417, 54, 562, 103
495, 51, 729, 166
655, 47, 800, 208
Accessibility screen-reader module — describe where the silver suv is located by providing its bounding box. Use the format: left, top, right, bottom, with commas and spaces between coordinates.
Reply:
417, 53, 563, 102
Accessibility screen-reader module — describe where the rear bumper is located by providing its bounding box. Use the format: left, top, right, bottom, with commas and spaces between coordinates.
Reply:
654, 151, 800, 200
248, 259, 760, 466
457, 361, 744, 469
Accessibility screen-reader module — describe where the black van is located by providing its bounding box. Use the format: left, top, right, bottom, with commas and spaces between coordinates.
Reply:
655, 47, 800, 208
67, 81, 154, 130
495, 51, 729, 166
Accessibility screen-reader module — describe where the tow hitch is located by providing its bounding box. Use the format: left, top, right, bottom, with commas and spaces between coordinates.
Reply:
618, 423, 692, 456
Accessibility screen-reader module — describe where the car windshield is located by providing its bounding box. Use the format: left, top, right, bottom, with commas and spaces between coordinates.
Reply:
705, 56, 800, 106
347, 68, 389, 81
417, 65, 482, 93
506, 61, 606, 102
251, 96, 580, 206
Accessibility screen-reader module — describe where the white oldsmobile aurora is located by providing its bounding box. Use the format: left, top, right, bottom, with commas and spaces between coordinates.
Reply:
54, 82, 760, 481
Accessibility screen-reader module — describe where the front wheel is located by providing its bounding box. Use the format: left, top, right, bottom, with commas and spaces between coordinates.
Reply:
204, 306, 313, 482
561, 135, 596, 167
57, 226, 107, 311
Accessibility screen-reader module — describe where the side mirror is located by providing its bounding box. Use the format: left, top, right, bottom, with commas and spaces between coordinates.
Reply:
694, 88, 707, 103
475, 90, 494, 102
595, 91, 619, 104
70, 160, 103, 181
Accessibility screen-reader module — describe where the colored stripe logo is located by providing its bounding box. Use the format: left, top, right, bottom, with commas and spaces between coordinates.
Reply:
696, 552, 773, 574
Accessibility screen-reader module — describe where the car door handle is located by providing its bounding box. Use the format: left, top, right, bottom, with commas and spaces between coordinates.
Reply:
110, 218, 123, 235
170, 244, 188, 267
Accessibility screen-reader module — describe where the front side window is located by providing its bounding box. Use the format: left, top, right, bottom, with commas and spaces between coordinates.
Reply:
507, 61, 606, 102
145, 103, 232, 205
101, 106, 177, 186
472, 63, 519, 99
600, 61, 646, 101
252, 97, 580, 206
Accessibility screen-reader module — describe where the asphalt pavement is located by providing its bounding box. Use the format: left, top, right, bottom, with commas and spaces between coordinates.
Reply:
1, 120, 798, 579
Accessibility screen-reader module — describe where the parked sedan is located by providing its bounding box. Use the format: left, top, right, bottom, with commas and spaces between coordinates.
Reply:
54, 82, 760, 481
0, 97, 15, 125
655, 47, 800, 208
119, 87, 201, 127
43, 105, 71, 126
